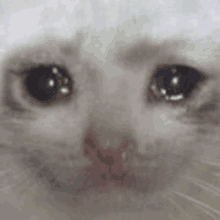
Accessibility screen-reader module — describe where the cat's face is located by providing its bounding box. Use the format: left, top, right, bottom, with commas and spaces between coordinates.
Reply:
1, 1, 220, 220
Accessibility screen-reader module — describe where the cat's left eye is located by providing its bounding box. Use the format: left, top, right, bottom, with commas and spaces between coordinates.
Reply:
148, 65, 206, 103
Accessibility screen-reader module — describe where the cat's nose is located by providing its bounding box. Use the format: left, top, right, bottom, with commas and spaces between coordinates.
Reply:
80, 130, 138, 189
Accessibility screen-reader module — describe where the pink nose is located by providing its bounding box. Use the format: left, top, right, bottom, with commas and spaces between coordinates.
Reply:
73, 131, 151, 193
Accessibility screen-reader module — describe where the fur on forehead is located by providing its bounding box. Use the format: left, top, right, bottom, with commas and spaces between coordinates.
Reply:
1, 0, 220, 46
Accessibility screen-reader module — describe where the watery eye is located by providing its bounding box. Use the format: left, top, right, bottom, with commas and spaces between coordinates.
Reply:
148, 65, 206, 103
23, 64, 73, 104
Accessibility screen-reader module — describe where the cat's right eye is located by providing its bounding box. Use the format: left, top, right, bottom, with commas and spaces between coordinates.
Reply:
148, 64, 207, 104
1, 39, 82, 110
22, 64, 73, 104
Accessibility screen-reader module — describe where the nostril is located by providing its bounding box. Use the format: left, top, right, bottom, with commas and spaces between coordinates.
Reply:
96, 150, 114, 166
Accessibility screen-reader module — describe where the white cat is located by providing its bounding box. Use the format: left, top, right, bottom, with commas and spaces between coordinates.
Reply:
1, 0, 220, 219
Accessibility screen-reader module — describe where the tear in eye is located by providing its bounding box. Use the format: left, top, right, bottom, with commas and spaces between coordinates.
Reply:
23, 64, 73, 104
148, 65, 206, 103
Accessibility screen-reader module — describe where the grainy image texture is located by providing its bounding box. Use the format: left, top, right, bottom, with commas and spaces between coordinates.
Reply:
1, 0, 220, 219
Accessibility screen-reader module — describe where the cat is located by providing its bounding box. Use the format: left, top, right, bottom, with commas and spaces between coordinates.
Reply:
1, 0, 220, 219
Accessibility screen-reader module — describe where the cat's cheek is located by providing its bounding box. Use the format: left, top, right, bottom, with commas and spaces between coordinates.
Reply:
131, 104, 220, 165
129, 106, 191, 155
0, 153, 73, 220
1, 91, 92, 158
25, 109, 91, 154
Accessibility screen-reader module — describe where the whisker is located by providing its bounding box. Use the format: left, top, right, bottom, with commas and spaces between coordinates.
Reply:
194, 204, 219, 220
170, 191, 220, 216
166, 197, 180, 209
183, 176, 220, 196
200, 160, 220, 168
165, 193, 194, 219
166, 197, 185, 213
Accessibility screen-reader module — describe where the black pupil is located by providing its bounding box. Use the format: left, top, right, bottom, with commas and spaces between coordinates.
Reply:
154, 65, 205, 100
24, 65, 72, 103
